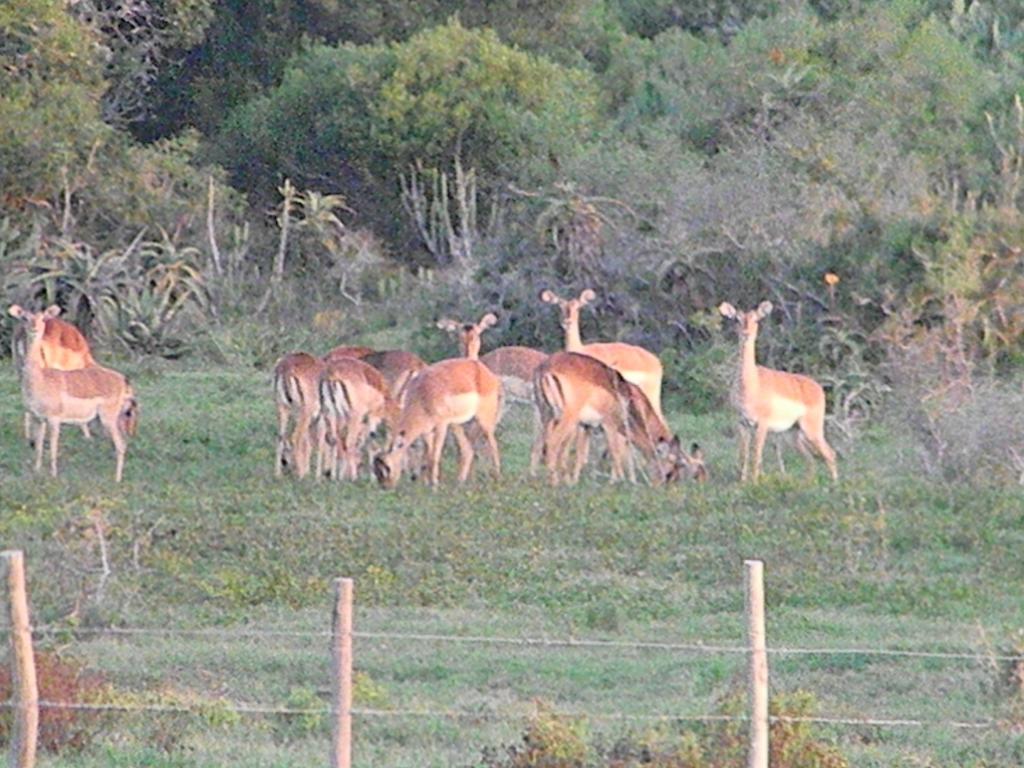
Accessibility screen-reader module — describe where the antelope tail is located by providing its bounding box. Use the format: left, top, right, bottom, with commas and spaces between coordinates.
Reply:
537, 372, 565, 421
276, 371, 305, 409
318, 378, 353, 420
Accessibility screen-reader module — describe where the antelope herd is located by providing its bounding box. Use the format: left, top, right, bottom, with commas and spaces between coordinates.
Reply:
7, 290, 841, 487
271, 289, 836, 488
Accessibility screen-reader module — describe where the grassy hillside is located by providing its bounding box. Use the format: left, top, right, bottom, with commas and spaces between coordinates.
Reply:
0, 362, 1022, 766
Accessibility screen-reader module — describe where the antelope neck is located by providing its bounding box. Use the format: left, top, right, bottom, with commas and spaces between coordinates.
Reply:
738, 330, 760, 398
564, 314, 584, 351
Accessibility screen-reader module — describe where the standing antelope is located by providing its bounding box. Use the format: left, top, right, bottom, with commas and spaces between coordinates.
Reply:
533, 352, 702, 485
11, 304, 96, 442
8, 305, 135, 482
719, 301, 838, 482
273, 352, 326, 479
540, 288, 664, 420
319, 357, 398, 480
436, 312, 498, 360
438, 310, 548, 403
373, 359, 501, 488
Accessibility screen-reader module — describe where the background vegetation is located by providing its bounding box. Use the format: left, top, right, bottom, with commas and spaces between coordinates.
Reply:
4, 0, 1024, 764
7, 0, 1024, 445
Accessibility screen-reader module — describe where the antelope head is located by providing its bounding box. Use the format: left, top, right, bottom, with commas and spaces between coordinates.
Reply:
719, 301, 773, 341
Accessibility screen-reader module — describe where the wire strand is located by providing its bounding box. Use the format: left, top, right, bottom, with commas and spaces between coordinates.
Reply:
26, 624, 1022, 663
0, 701, 1003, 731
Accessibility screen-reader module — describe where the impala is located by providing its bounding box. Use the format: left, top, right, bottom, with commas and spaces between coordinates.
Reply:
373, 358, 501, 488
11, 304, 96, 441
9, 305, 135, 482
319, 357, 398, 480
273, 352, 326, 479
436, 312, 498, 359
719, 301, 838, 482
533, 351, 702, 485
480, 345, 548, 403
438, 310, 547, 403
322, 345, 376, 364
540, 288, 664, 420
361, 349, 428, 403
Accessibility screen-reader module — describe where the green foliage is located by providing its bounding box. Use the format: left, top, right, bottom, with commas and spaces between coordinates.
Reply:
376, 20, 598, 175
3, 231, 211, 358
218, 19, 599, 229
481, 689, 847, 767
0, 0, 109, 200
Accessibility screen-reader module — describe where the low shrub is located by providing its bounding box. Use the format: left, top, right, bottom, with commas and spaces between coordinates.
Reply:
0, 650, 109, 754
478, 689, 847, 768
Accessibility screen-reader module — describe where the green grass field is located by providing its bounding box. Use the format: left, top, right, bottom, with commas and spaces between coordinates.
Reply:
1, 361, 1023, 767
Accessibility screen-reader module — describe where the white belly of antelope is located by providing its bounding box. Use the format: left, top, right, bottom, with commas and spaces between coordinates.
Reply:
446, 392, 482, 423
578, 404, 605, 426
759, 395, 808, 432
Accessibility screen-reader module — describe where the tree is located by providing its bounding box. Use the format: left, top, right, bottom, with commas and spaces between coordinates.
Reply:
0, 0, 108, 202
217, 19, 600, 250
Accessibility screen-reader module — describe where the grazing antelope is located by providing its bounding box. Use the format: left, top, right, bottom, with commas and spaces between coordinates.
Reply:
480, 346, 547, 403
319, 357, 398, 480
8, 305, 135, 482
533, 352, 700, 485
373, 359, 501, 488
719, 301, 838, 482
540, 288, 664, 420
361, 350, 428, 403
273, 352, 326, 479
322, 345, 376, 364
11, 304, 96, 442
619, 378, 708, 484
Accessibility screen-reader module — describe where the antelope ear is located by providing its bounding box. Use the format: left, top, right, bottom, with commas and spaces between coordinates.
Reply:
579, 288, 597, 304
718, 302, 737, 319
436, 318, 460, 332
756, 301, 774, 319
8, 304, 24, 318
479, 312, 498, 329
43, 305, 62, 319
656, 437, 675, 459
539, 289, 559, 304
690, 443, 704, 461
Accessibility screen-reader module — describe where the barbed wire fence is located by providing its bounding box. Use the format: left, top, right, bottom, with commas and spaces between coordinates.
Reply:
0, 551, 1018, 768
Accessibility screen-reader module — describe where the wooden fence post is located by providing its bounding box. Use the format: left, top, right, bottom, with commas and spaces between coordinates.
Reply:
3, 551, 38, 768
330, 578, 353, 768
745, 559, 768, 768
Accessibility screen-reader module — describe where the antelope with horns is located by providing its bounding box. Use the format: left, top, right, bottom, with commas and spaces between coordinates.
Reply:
11, 304, 96, 442
8, 305, 135, 482
319, 357, 398, 480
719, 301, 837, 482
533, 351, 703, 485
439, 310, 549, 405
540, 288, 664, 421
436, 312, 498, 360
373, 358, 501, 488
273, 352, 326, 479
